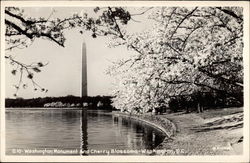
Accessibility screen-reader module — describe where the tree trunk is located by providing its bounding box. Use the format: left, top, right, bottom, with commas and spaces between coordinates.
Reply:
200, 105, 204, 112
197, 102, 201, 113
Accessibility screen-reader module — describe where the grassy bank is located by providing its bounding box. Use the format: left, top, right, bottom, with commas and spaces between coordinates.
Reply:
114, 107, 243, 155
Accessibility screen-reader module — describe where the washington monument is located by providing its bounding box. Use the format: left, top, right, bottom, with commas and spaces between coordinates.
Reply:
81, 42, 87, 97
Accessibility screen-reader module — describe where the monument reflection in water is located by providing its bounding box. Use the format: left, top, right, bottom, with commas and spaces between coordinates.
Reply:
5, 109, 166, 155
80, 109, 88, 155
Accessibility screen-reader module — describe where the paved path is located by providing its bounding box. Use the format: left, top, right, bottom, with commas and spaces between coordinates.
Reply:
156, 107, 243, 155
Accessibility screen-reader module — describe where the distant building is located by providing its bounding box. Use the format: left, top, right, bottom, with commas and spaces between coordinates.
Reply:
97, 101, 103, 107
83, 102, 88, 107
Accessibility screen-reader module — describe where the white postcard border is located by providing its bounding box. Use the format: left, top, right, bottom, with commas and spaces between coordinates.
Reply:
1, 1, 249, 162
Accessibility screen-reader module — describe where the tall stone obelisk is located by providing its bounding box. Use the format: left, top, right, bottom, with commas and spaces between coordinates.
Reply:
81, 42, 87, 97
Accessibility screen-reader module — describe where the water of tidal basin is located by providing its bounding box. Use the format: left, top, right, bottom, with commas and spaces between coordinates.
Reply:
5, 109, 166, 155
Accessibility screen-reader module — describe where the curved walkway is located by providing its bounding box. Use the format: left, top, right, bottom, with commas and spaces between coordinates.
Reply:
156, 107, 243, 155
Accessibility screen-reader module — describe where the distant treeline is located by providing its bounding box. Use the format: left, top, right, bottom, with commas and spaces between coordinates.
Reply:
5, 95, 114, 110
6, 92, 243, 113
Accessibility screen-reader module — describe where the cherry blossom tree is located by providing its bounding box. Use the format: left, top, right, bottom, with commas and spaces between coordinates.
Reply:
90, 7, 243, 113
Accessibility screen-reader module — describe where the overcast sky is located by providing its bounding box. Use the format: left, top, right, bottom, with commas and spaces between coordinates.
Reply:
5, 7, 152, 98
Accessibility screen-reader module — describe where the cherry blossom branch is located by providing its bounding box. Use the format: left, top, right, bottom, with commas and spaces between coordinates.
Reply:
5, 55, 48, 96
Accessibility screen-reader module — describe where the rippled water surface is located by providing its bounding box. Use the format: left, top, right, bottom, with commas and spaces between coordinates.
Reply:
5, 109, 166, 155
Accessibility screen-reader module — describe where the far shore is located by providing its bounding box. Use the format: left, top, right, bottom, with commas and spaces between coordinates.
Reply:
5, 107, 115, 111
5, 107, 85, 110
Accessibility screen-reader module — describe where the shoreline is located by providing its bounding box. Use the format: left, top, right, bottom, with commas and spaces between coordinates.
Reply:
113, 107, 243, 155
112, 111, 176, 139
